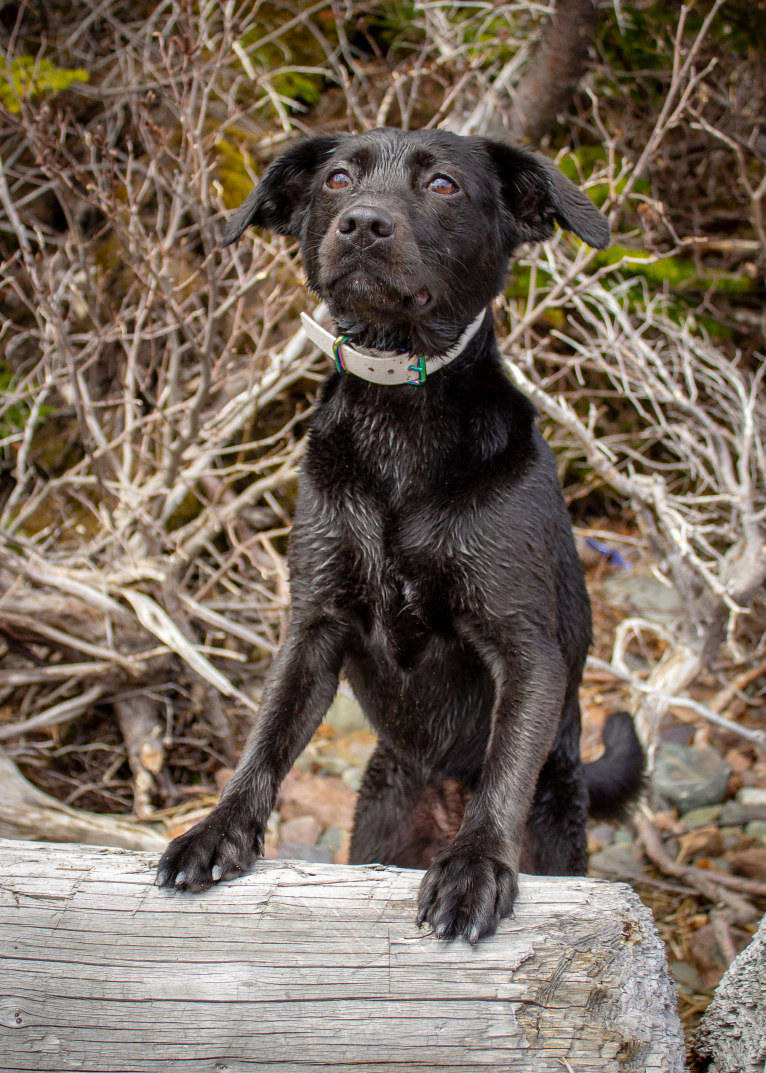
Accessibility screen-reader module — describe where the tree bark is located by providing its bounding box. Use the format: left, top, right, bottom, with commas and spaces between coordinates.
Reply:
0, 838, 685, 1072
692, 913, 766, 1073
511, 0, 597, 142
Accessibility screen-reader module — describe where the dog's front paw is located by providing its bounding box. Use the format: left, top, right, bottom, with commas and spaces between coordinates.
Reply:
156, 806, 262, 892
416, 847, 518, 944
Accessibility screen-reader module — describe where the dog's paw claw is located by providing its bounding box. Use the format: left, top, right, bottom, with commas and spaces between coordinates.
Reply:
417, 847, 518, 944
156, 807, 260, 893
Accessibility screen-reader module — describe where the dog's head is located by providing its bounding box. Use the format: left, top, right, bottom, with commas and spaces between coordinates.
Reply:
224, 129, 608, 353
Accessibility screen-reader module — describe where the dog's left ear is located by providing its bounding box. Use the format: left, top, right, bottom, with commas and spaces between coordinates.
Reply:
223, 134, 342, 246
483, 139, 610, 251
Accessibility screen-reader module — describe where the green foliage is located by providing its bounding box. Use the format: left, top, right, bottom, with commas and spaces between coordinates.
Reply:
349, 0, 425, 55
0, 55, 89, 113
272, 69, 322, 110
596, 1, 765, 115
216, 134, 258, 210
592, 246, 752, 295
598, 3, 672, 77
505, 245, 749, 341
710, 4, 766, 57
557, 147, 649, 208
459, 11, 531, 69
0, 365, 26, 437
237, 5, 330, 115
0, 363, 52, 441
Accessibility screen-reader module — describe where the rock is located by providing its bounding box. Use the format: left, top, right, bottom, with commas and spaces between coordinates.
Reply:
745, 821, 766, 845
603, 570, 684, 625
341, 767, 364, 792
720, 826, 749, 851
278, 769, 357, 830
279, 815, 322, 846
587, 823, 615, 853
724, 749, 752, 776
652, 744, 732, 811
737, 787, 766, 808
721, 789, 766, 823
317, 730, 376, 777
728, 847, 766, 880
681, 805, 723, 829
324, 690, 368, 734
686, 925, 726, 992
588, 844, 644, 881
720, 801, 748, 825
318, 826, 344, 856
278, 843, 334, 864
739, 761, 766, 788
670, 960, 704, 995
333, 830, 351, 865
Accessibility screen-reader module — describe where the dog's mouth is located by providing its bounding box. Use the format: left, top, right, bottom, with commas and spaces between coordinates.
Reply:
322, 267, 434, 318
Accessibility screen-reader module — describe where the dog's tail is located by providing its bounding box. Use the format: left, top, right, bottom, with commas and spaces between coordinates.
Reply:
583, 710, 645, 820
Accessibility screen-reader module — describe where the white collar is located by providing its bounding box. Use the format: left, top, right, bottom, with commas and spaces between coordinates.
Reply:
299, 308, 487, 386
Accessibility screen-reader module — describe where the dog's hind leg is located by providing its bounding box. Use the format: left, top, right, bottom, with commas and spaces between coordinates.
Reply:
521, 700, 589, 876
350, 745, 469, 870
349, 744, 425, 867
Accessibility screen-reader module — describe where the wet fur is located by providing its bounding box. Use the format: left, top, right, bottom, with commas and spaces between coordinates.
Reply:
157, 129, 643, 943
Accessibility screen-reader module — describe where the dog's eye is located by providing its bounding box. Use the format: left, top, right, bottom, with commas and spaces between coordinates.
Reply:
326, 170, 353, 190
427, 174, 459, 196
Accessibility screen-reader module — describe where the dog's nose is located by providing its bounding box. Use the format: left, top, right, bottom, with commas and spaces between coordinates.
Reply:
337, 205, 395, 248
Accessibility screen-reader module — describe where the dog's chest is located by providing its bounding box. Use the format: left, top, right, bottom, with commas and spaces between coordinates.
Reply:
342, 488, 452, 660
305, 378, 532, 661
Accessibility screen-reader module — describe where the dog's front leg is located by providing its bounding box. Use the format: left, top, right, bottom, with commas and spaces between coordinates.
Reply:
157, 614, 347, 891
417, 622, 567, 943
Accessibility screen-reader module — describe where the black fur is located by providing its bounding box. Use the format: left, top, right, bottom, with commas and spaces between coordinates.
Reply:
158, 129, 643, 943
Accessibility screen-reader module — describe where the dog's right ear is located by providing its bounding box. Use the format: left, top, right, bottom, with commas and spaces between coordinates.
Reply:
482, 139, 610, 251
222, 135, 342, 246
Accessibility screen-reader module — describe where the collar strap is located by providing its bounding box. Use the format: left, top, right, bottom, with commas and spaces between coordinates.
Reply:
300, 308, 487, 386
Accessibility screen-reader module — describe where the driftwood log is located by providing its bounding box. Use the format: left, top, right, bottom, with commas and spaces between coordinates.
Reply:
693, 912, 766, 1073
0, 838, 684, 1072
0, 751, 165, 852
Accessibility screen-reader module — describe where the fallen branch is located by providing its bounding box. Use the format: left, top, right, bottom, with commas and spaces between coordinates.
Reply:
636, 813, 760, 925
0, 751, 165, 851
586, 655, 766, 755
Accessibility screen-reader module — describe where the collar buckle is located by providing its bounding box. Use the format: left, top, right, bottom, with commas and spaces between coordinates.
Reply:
332, 334, 350, 374
407, 355, 427, 386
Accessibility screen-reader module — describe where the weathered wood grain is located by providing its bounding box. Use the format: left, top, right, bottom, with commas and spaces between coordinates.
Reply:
693, 911, 766, 1073
0, 838, 684, 1072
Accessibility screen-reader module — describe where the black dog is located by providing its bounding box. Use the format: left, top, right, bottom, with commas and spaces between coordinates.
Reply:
157, 128, 643, 942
